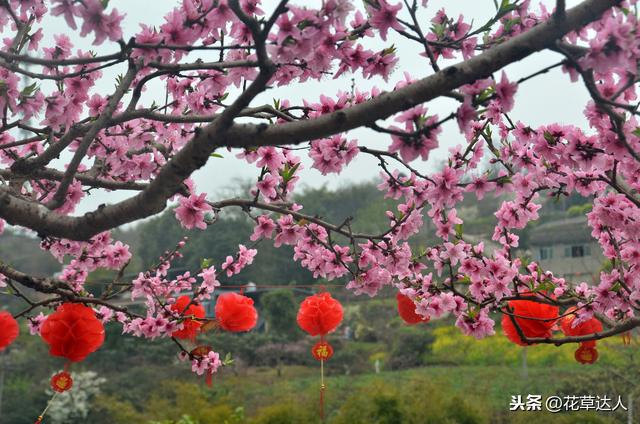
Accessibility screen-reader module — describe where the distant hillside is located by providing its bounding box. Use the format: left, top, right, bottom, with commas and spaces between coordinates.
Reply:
0, 180, 594, 284
0, 229, 60, 277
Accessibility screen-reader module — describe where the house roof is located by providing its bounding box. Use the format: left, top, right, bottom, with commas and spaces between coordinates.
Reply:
529, 216, 594, 246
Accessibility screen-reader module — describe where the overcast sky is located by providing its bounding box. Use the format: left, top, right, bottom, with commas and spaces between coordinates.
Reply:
23, 0, 590, 217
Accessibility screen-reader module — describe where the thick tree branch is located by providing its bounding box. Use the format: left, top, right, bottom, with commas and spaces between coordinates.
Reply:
0, 0, 622, 240
0, 168, 147, 191
221, 0, 620, 149
0, 261, 71, 294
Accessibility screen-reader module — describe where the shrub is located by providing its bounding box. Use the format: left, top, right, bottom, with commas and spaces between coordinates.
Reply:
387, 325, 434, 370
331, 380, 488, 424
249, 403, 319, 424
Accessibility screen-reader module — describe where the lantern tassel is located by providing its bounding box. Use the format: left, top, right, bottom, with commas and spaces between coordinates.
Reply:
206, 370, 213, 387
623, 331, 632, 345
320, 358, 325, 421
34, 392, 59, 424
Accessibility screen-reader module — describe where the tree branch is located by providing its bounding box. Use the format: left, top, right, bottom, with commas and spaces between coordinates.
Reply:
0, 0, 622, 240
45, 62, 140, 210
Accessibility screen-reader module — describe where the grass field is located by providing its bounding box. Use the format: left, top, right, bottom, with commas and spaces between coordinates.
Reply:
97, 363, 628, 423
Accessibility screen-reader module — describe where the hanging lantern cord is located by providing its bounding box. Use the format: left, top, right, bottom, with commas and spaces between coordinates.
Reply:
320, 359, 326, 421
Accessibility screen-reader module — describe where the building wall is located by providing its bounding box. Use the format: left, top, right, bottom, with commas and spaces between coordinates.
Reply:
532, 241, 605, 283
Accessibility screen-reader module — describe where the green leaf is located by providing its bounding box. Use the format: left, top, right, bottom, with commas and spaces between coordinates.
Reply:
114, 73, 124, 90
381, 45, 396, 56
210, 153, 224, 158
476, 87, 496, 103
468, 307, 479, 319
632, 127, 640, 137
101, 0, 110, 9
482, 31, 491, 45
21, 82, 38, 96
543, 131, 557, 145
455, 223, 464, 239
414, 114, 428, 129
497, 175, 512, 185
280, 162, 301, 182
223, 352, 234, 366
502, 17, 521, 34
498, 0, 518, 16
297, 19, 313, 30
457, 275, 471, 285
534, 280, 556, 293
430, 23, 446, 39
200, 258, 213, 269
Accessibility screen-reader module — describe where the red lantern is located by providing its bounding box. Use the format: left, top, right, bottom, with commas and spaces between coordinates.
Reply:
40, 303, 105, 362
396, 293, 429, 325
297, 292, 343, 337
575, 344, 598, 364
215, 292, 258, 332
51, 371, 73, 393
297, 292, 344, 421
502, 298, 558, 346
0, 311, 19, 351
312, 341, 334, 361
560, 307, 602, 348
171, 296, 206, 340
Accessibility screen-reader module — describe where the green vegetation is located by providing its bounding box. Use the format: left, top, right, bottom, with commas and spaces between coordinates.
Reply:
89, 365, 622, 424
3, 301, 635, 423
0, 181, 621, 423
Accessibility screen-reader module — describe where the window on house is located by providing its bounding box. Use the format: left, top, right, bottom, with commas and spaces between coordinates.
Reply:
539, 247, 553, 260
564, 245, 590, 258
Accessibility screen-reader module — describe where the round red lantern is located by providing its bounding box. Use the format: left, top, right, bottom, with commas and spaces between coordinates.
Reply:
396, 293, 429, 325
297, 292, 343, 337
575, 344, 598, 364
171, 296, 206, 340
502, 298, 559, 346
0, 311, 19, 351
312, 341, 334, 361
297, 292, 344, 421
215, 292, 258, 332
560, 307, 602, 348
51, 371, 73, 393
40, 303, 105, 362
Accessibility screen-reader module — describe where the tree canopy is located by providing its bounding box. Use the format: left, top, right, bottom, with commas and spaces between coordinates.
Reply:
0, 0, 638, 385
